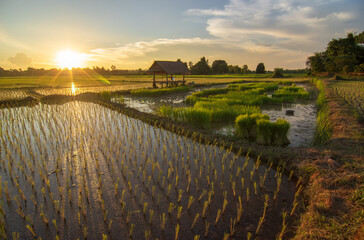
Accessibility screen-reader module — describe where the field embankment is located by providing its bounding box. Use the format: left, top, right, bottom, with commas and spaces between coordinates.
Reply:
293, 79, 364, 240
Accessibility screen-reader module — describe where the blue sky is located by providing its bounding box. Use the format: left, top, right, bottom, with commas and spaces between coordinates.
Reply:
0, 0, 363, 70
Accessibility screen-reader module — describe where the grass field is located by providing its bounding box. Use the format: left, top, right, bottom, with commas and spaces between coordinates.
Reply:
0, 74, 310, 89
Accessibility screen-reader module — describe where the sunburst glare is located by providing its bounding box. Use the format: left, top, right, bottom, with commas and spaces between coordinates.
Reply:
55, 49, 85, 69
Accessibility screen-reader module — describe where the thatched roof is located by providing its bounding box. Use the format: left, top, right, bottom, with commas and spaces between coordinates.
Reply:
148, 61, 190, 74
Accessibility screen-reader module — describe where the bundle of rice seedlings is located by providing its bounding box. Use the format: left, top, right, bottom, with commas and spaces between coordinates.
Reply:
235, 114, 269, 139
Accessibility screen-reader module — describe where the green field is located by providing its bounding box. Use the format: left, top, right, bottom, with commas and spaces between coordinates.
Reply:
0, 74, 310, 89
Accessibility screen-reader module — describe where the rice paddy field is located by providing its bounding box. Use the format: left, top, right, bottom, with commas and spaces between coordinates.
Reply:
0, 101, 302, 240
1, 76, 362, 240
330, 80, 364, 118
0, 74, 310, 100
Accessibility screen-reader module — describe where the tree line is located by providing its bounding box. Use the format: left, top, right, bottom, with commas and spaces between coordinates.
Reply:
0, 58, 307, 77
188, 57, 269, 75
0, 66, 147, 77
306, 31, 364, 74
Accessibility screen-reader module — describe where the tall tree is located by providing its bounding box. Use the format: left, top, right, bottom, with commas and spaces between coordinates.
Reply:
306, 52, 326, 74
255, 63, 266, 74
306, 32, 364, 73
212, 60, 228, 74
242, 64, 249, 74
190, 57, 211, 75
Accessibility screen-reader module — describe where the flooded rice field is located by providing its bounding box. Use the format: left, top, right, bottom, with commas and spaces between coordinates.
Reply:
112, 84, 228, 113
262, 103, 317, 147
114, 84, 317, 148
0, 101, 301, 239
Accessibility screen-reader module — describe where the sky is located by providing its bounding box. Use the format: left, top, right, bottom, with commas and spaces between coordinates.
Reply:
0, 0, 363, 70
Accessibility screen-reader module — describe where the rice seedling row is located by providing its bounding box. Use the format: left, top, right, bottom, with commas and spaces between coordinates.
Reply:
1, 101, 302, 239
330, 80, 364, 117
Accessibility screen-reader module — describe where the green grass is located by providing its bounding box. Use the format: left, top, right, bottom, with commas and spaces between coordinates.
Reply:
235, 114, 290, 146
131, 86, 191, 97
158, 102, 260, 128
272, 86, 309, 99
256, 119, 290, 146
235, 114, 269, 139
0, 73, 310, 90
194, 101, 260, 122
312, 79, 332, 145
228, 82, 278, 91
158, 105, 211, 129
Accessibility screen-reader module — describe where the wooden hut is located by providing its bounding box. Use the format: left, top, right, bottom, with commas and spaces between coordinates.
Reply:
147, 61, 190, 88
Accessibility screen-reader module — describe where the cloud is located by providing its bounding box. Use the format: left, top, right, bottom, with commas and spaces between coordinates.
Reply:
187, 0, 362, 52
8, 53, 32, 67
87, 0, 363, 69
90, 38, 218, 60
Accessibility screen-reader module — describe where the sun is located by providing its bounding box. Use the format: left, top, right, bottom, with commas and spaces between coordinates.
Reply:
55, 49, 84, 69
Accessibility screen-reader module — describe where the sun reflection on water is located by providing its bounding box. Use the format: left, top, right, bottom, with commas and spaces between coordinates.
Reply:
71, 83, 77, 95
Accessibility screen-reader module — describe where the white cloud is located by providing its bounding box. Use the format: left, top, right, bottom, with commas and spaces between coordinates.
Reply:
87, 0, 362, 69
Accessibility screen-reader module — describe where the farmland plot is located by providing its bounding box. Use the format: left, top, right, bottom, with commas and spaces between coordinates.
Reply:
0, 101, 302, 239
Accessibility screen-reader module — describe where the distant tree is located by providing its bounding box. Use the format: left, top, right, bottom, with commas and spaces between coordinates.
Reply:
355, 31, 364, 44
242, 64, 249, 74
111, 65, 116, 70
272, 68, 284, 78
354, 63, 364, 72
212, 60, 228, 74
188, 61, 193, 70
306, 52, 326, 74
177, 59, 188, 68
255, 63, 266, 74
343, 65, 354, 74
191, 57, 211, 75
307, 32, 364, 74
227, 65, 242, 74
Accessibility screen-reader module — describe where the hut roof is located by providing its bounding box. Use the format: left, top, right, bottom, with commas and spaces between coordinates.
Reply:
147, 61, 190, 74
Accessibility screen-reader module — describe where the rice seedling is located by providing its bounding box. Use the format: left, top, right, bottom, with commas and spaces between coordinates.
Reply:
160, 213, 166, 232
129, 223, 135, 238
198, 189, 207, 202
222, 198, 228, 215
277, 211, 288, 240
215, 209, 222, 225
246, 188, 250, 203
40, 210, 49, 225
168, 203, 176, 215
187, 196, 194, 211
25, 225, 36, 238
247, 232, 252, 240
52, 219, 58, 233
191, 213, 200, 230
145, 230, 151, 240
148, 210, 154, 226
175, 223, 180, 240
204, 221, 211, 237
202, 201, 209, 219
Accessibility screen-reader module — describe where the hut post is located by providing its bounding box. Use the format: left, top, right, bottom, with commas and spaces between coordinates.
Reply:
166, 73, 169, 86
152, 73, 156, 88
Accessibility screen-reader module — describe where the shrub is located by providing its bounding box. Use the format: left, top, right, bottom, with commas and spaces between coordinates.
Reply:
272, 68, 284, 78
